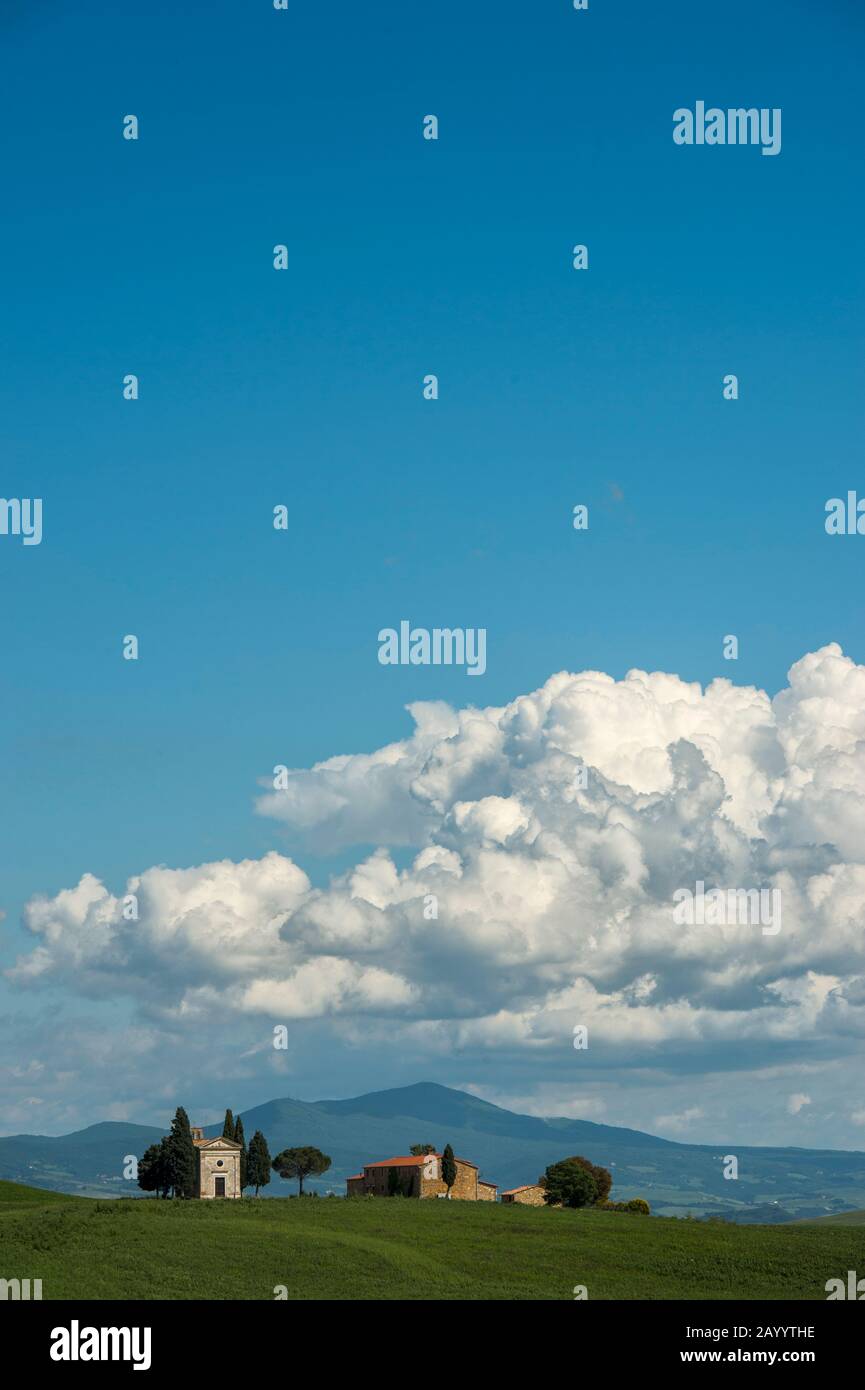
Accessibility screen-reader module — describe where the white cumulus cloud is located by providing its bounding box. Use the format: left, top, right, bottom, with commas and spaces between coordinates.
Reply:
7, 644, 865, 1104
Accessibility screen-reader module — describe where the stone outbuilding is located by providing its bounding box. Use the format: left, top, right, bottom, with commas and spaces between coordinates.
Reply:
500, 1184, 548, 1206
346, 1152, 496, 1201
191, 1126, 242, 1199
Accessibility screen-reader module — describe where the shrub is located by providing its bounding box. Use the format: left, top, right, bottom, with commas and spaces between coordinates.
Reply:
597, 1198, 651, 1215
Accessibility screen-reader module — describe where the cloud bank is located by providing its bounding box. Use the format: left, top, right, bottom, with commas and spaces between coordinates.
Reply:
6, 644, 865, 1136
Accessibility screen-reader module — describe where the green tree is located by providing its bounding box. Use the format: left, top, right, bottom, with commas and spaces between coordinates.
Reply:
387, 1166, 401, 1197
137, 1141, 169, 1197
233, 1115, 248, 1192
166, 1106, 198, 1199
567, 1155, 612, 1205
441, 1143, 457, 1198
271, 1146, 332, 1196
247, 1130, 272, 1197
222, 1109, 235, 1140
409, 1144, 436, 1156
156, 1137, 172, 1198
539, 1156, 599, 1209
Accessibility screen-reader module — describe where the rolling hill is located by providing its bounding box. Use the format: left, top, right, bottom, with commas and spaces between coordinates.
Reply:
790, 1208, 865, 1226
2, 1081, 864, 1222
0, 1120, 165, 1197
0, 1177, 859, 1301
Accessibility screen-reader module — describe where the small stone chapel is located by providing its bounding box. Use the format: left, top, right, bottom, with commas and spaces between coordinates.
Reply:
191, 1125, 242, 1199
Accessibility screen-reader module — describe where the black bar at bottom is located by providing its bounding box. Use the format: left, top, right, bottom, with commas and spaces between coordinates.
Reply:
3, 1298, 859, 1374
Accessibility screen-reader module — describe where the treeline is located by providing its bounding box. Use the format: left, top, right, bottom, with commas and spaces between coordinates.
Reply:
137, 1106, 273, 1199
137, 1105, 333, 1198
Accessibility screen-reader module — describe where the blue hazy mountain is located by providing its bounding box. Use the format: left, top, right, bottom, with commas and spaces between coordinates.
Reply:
2, 1082, 862, 1222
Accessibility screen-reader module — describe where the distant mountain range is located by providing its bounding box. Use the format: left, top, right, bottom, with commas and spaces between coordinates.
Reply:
2, 1081, 864, 1222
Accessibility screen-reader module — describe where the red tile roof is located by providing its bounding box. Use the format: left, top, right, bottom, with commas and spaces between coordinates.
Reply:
501, 1185, 543, 1195
362, 1153, 478, 1170
363, 1156, 427, 1168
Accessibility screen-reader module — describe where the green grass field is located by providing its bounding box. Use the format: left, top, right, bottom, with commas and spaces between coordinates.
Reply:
0, 1179, 73, 1207
0, 1180, 858, 1300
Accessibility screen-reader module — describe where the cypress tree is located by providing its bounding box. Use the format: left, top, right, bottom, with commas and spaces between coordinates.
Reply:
441, 1143, 457, 1198
234, 1115, 248, 1193
158, 1136, 172, 1198
222, 1109, 235, 1140
166, 1106, 198, 1199
247, 1130, 272, 1197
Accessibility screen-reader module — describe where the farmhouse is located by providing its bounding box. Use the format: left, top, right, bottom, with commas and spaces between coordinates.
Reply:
346, 1152, 497, 1201
191, 1126, 241, 1199
500, 1184, 547, 1206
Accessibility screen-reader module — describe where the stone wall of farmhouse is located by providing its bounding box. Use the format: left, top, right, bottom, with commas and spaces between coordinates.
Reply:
503, 1185, 547, 1206
420, 1159, 478, 1201
361, 1166, 421, 1197
347, 1156, 493, 1200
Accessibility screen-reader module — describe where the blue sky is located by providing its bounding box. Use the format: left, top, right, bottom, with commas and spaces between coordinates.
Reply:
1, 0, 864, 1144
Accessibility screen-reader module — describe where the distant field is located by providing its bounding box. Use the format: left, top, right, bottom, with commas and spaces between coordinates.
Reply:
0, 1180, 858, 1300
790, 1208, 865, 1227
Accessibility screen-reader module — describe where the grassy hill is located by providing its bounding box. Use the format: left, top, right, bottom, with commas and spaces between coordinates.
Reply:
0, 1178, 81, 1206
3, 1083, 865, 1222
0, 1179, 858, 1300
790, 1208, 865, 1226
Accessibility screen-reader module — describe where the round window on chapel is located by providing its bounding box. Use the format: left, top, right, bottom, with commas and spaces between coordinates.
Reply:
216, 1160, 224, 1168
